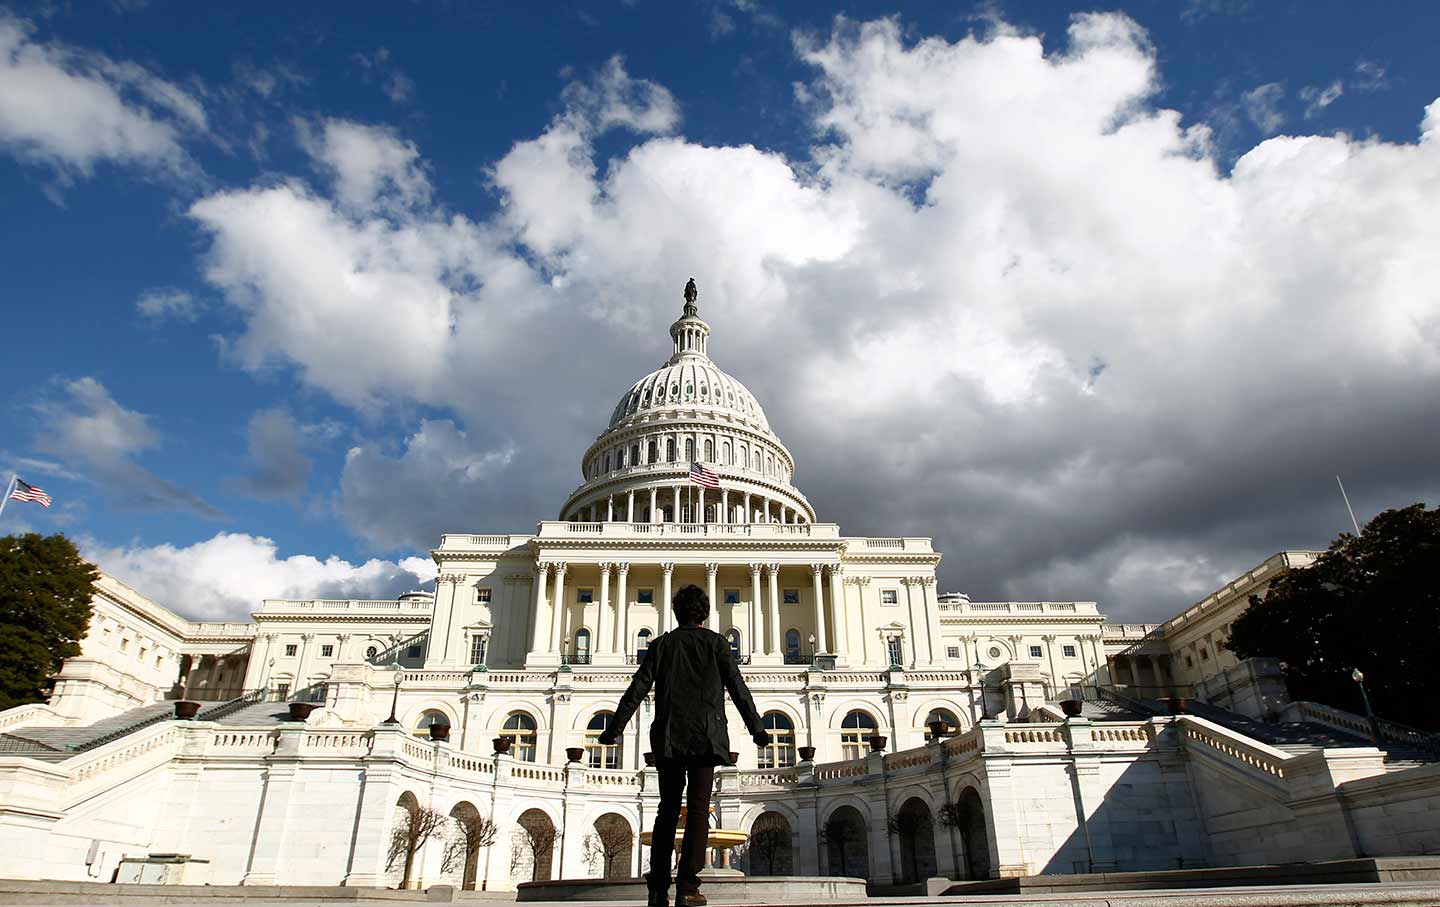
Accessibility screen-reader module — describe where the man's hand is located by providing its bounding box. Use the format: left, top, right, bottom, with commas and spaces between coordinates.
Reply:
752, 730, 770, 748
598, 729, 619, 746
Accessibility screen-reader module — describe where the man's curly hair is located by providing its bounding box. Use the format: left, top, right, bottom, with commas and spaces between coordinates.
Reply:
671, 583, 710, 626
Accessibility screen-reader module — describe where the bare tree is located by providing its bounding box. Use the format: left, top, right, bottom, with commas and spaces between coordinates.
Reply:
387, 803, 448, 889
582, 822, 634, 878
511, 821, 557, 881
442, 811, 499, 890
887, 810, 927, 884
743, 817, 791, 875
819, 813, 862, 877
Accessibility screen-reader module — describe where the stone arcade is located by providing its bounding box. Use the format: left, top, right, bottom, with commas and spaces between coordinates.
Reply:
0, 287, 1437, 890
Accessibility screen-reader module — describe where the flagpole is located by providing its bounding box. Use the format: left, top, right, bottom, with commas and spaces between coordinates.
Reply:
1336, 475, 1361, 536
0, 474, 16, 524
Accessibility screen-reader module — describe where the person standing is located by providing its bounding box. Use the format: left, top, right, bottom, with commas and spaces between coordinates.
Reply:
599, 583, 767, 907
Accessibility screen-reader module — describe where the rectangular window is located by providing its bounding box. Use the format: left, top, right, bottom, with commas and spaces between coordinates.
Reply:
276, 683, 290, 701
1200, 647, 1210, 661
638, 588, 654, 604
946, 646, 960, 659
321, 645, 334, 657
881, 589, 899, 605
285, 644, 298, 657
1029, 645, 1043, 658
406, 644, 423, 658
724, 588, 740, 605
470, 636, 487, 665
1062, 644, 1077, 658
887, 637, 905, 666
783, 589, 799, 605
138, 648, 147, 661
577, 588, 593, 604
120, 638, 129, 651
476, 587, 492, 603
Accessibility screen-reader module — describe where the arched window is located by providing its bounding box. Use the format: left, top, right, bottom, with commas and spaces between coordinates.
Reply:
726, 628, 741, 659
648, 440, 657, 464
841, 710, 878, 760
630, 444, 639, 467
722, 441, 732, 464
501, 712, 538, 762
413, 709, 450, 738
604, 453, 611, 473
616, 448, 626, 468
685, 438, 696, 461
585, 711, 621, 769
784, 628, 802, 665
704, 439, 713, 461
752, 450, 761, 470
759, 712, 796, 769
572, 628, 591, 665
667, 439, 676, 462
924, 709, 961, 742
636, 629, 652, 663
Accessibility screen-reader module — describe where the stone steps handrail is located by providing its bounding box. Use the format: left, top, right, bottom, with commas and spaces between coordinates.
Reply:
0, 702, 68, 732
1178, 714, 1293, 786
1286, 700, 1440, 757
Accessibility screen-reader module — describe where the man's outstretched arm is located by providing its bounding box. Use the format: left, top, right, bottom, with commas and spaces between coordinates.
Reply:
599, 647, 657, 744
718, 638, 767, 744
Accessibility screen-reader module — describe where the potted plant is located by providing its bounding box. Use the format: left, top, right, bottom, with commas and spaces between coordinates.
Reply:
797, 746, 816, 762
868, 735, 887, 753
928, 719, 949, 739
643, 751, 656, 767
728, 751, 740, 765
566, 746, 585, 763
1060, 699, 1085, 718
492, 736, 511, 755
173, 700, 201, 720
287, 702, 315, 721
428, 722, 451, 742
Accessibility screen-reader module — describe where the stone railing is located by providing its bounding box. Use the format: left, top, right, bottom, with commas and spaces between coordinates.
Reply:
531, 521, 844, 541
0, 703, 68, 732
938, 600, 1094, 615
1180, 715, 1291, 783
260, 598, 433, 613
1285, 701, 1440, 757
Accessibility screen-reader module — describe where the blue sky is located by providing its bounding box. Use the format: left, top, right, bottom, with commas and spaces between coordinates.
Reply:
2, 0, 1438, 621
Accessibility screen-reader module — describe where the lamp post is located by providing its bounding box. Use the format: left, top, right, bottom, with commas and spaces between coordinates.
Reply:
383, 670, 403, 726
973, 662, 988, 721
1351, 668, 1382, 746
808, 633, 817, 665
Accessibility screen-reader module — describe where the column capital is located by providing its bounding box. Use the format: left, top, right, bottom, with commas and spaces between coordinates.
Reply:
705, 562, 719, 578
300, 633, 315, 642
598, 562, 614, 576
810, 563, 826, 578
533, 562, 551, 578
616, 562, 631, 577
749, 562, 764, 578
764, 562, 781, 575
660, 562, 675, 576
553, 561, 568, 577
337, 633, 351, 642
1042, 634, 1057, 642
828, 564, 845, 577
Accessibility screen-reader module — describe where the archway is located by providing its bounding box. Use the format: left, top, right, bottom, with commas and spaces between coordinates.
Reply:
447, 800, 491, 891
892, 797, 937, 884
955, 787, 990, 880
512, 808, 556, 882
745, 812, 792, 875
588, 813, 634, 879
823, 805, 869, 879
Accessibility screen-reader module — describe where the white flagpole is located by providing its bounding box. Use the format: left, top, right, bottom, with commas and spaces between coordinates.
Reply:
1336, 475, 1361, 536
0, 474, 16, 524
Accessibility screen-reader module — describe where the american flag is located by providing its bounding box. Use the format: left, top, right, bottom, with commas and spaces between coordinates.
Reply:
688, 462, 719, 489
9, 478, 52, 508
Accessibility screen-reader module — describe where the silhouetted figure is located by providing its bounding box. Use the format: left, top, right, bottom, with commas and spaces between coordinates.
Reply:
600, 584, 766, 907
684, 277, 698, 306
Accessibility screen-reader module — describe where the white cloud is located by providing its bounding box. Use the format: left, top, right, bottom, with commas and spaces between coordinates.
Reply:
84, 532, 436, 621
1241, 81, 1285, 134
0, 14, 201, 183
36, 377, 222, 517
297, 117, 431, 213
135, 287, 201, 321
352, 47, 414, 106
185, 18, 1440, 620
1300, 80, 1343, 119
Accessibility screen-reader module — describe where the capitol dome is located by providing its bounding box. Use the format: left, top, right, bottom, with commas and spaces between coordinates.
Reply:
560, 280, 814, 525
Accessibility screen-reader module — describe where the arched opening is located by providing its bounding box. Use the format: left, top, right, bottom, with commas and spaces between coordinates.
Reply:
512, 808, 557, 882
446, 800, 493, 891
685, 438, 696, 461
892, 797, 938, 884
636, 628, 652, 662
722, 441, 732, 464
822, 805, 869, 879
703, 439, 713, 461
413, 709, 450, 739
648, 440, 658, 464
725, 628, 741, 660
629, 444, 639, 467
745, 812, 793, 875
955, 787, 991, 880
585, 710, 621, 769
841, 710, 878, 760
500, 712, 537, 762
924, 709, 961, 742
572, 628, 591, 665
783, 628, 802, 665
587, 813, 634, 879
759, 712, 795, 768
667, 439, 676, 462
389, 791, 429, 889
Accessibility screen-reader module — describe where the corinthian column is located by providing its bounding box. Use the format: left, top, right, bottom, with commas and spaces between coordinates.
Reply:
660, 562, 675, 635
528, 563, 551, 665
748, 563, 763, 658
705, 563, 719, 629
548, 562, 568, 656
597, 562, 612, 655
766, 563, 781, 657
810, 563, 829, 654
616, 563, 630, 658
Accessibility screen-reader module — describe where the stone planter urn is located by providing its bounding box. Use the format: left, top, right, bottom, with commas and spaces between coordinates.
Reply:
566, 746, 585, 763
428, 722, 451, 742
928, 720, 949, 739
643, 751, 656, 767
798, 746, 816, 762
287, 702, 315, 722
1060, 699, 1085, 718
728, 751, 740, 765
173, 700, 201, 720
868, 735, 887, 753
492, 736, 511, 755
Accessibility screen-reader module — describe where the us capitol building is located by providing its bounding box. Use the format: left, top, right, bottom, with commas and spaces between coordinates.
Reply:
1, 285, 1435, 891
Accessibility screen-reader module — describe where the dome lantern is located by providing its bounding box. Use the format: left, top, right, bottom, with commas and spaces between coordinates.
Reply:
669, 277, 710, 360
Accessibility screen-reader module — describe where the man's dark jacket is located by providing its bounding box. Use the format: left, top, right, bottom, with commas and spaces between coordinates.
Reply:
609, 625, 764, 764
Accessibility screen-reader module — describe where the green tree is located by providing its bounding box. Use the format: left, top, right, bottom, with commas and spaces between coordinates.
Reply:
1228, 504, 1439, 730
0, 533, 99, 710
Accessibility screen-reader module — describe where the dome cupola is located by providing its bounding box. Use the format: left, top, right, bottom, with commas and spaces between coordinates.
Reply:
560, 279, 814, 526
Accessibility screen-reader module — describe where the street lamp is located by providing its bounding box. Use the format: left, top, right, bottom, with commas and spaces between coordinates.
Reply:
1350, 668, 1382, 746
808, 633, 817, 663
973, 662, 988, 721
383, 670, 403, 726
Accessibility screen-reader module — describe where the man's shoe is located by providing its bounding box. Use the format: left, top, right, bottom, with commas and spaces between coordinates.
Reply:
676, 892, 707, 907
